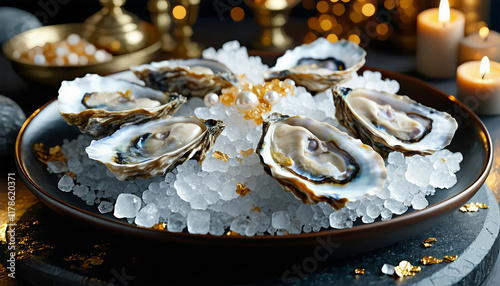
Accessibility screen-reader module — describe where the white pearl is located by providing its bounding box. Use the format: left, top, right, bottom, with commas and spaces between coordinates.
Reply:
204, 93, 219, 107
264, 90, 280, 105
284, 78, 296, 88
235, 91, 259, 113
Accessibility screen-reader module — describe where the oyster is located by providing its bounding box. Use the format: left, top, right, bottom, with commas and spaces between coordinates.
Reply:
264, 38, 366, 93
333, 87, 458, 157
86, 116, 226, 181
58, 74, 186, 138
257, 113, 386, 210
131, 59, 238, 98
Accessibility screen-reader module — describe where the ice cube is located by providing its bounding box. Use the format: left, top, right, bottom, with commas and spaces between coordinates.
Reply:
272, 211, 291, 230
114, 193, 142, 219
58, 174, 74, 192
187, 210, 210, 234
167, 213, 186, 232
98, 201, 113, 214
387, 151, 405, 166
67, 157, 83, 174
381, 264, 395, 275
135, 203, 160, 228
230, 216, 250, 234
48, 160, 68, 173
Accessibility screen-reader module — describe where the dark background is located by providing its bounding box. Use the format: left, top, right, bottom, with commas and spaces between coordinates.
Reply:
1, 0, 499, 50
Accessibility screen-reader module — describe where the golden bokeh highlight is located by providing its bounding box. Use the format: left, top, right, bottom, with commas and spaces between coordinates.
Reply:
172, 5, 187, 20
479, 26, 489, 39
361, 3, 376, 17
316, 1, 330, 13
327, 33, 339, 43
230, 7, 245, 22
332, 3, 345, 16
348, 34, 361, 44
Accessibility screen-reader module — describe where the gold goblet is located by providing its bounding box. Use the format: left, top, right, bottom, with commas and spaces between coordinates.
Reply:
244, 0, 301, 50
83, 0, 147, 54
148, 0, 176, 52
169, 0, 202, 58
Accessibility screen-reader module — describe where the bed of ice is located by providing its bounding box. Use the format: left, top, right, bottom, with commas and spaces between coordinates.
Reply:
52, 41, 463, 236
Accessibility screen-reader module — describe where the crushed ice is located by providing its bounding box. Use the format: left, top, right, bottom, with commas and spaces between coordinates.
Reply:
55, 42, 462, 235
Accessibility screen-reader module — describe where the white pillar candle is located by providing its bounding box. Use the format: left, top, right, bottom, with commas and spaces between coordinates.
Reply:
459, 27, 500, 64
416, 0, 465, 78
457, 56, 500, 115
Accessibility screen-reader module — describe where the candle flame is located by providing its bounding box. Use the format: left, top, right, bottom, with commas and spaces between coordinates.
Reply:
439, 0, 450, 23
480, 56, 490, 79
479, 27, 489, 40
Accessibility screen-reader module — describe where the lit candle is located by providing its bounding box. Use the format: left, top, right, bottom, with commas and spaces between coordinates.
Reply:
457, 56, 500, 115
416, 0, 465, 78
459, 27, 500, 64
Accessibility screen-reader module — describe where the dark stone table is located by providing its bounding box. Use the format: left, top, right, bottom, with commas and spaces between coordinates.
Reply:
0, 184, 497, 285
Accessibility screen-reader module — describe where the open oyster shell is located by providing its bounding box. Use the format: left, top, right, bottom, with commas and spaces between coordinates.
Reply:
131, 58, 238, 98
257, 113, 386, 210
58, 74, 186, 138
264, 38, 366, 93
86, 116, 226, 181
333, 87, 458, 157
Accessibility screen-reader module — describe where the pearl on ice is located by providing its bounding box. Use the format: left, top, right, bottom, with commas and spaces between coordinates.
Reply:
204, 93, 219, 107
235, 91, 259, 113
264, 90, 280, 105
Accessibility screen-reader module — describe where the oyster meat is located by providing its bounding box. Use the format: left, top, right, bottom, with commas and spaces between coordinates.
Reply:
86, 116, 226, 181
58, 74, 186, 138
257, 113, 386, 210
131, 58, 238, 98
264, 38, 366, 93
333, 87, 458, 157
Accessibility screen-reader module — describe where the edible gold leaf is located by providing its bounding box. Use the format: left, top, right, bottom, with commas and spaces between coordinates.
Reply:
443, 255, 458, 262
421, 256, 443, 265
460, 202, 489, 212
236, 182, 251, 197
272, 152, 293, 166
213, 151, 229, 162
354, 268, 365, 275
240, 148, 254, 158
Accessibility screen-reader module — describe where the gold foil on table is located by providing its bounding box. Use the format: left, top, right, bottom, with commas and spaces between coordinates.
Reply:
354, 268, 365, 274
423, 237, 437, 248
213, 151, 229, 162
459, 202, 489, 212
444, 255, 459, 262
394, 260, 421, 277
421, 256, 443, 265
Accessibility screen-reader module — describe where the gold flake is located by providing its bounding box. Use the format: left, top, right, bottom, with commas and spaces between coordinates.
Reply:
354, 268, 365, 275
34, 143, 67, 164
460, 202, 489, 212
423, 237, 437, 247
271, 151, 293, 166
394, 260, 420, 277
236, 182, 251, 197
240, 148, 254, 158
421, 256, 443, 265
153, 223, 166, 231
213, 151, 229, 162
250, 205, 261, 213
443, 255, 458, 262
236, 157, 243, 163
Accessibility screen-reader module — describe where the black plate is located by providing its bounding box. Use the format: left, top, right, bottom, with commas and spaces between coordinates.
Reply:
15, 68, 492, 258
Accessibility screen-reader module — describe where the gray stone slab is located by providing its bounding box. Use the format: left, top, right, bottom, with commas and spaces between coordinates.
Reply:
294, 185, 500, 286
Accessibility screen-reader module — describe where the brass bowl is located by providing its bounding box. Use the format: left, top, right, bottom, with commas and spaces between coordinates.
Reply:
2, 22, 161, 86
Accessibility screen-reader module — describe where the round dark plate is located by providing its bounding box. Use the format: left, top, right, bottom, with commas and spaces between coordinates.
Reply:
15, 68, 492, 258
